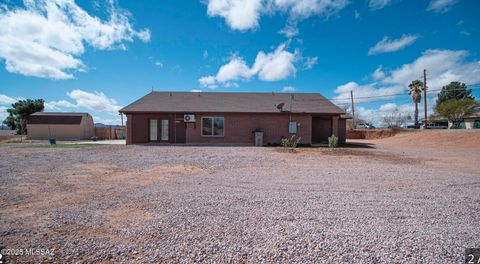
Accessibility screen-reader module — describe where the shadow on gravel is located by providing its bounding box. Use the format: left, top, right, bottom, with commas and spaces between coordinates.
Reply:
275, 147, 422, 166
340, 142, 376, 149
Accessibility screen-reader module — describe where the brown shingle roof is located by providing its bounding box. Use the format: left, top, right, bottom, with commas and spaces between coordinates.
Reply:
120, 92, 344, 114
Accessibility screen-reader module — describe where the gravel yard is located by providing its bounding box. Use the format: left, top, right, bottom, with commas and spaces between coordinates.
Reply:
1, 131, 479, 263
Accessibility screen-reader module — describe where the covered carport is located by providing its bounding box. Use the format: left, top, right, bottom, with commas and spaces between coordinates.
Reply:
311, 115, 346, 144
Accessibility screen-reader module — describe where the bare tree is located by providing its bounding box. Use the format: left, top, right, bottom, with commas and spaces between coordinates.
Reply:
382, 109, 411, 129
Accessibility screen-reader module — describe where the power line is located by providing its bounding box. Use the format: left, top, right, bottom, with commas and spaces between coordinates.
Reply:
297, 84, 480, 103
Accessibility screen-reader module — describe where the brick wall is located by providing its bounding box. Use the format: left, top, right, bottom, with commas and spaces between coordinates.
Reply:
185, 113, 312, 145
126, 112, 313, 145
124, 112, 348, 145
126, 113, 176, 144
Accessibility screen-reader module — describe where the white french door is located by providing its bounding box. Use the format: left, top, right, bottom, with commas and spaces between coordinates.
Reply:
161, 119, 169, 141
149, 119, 158, 141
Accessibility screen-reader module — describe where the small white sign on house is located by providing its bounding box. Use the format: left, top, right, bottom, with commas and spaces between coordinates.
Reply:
289, 122, 297, 134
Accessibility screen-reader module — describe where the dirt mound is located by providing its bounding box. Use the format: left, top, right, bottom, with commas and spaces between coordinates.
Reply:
347, 129, 396, 139
374, 130, 480, 149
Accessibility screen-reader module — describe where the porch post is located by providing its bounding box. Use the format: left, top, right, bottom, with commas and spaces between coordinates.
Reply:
332, 116, 339, 137
126, 114, 133, 145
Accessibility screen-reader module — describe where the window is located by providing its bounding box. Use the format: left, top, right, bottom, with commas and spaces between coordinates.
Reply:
161, 119, 169, 140
149, 119, 158, 141
202, 117, 224, 136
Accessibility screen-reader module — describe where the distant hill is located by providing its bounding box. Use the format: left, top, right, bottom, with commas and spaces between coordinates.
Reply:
95, 123, 108, 127
95, 123, 123, 127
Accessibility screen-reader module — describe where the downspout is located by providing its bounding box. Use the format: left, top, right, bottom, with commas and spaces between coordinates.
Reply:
289, 94, 293, 123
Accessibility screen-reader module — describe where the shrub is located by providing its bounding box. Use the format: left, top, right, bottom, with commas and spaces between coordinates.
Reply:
281, 135, 302, 150
328, 135, 338, 149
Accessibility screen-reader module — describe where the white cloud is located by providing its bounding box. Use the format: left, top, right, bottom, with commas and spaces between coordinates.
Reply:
92, 115, 121, 125
203, 50, 209, 59
372, 66, 386, 80
273, 0, 349, 20
378, 103, 397, 112
368, 0, 392, 10
282, 86, 296, 92
334, 48, 480, 126
278, 21, 299, 38
205, 0, 349, 34
191, 89, 203, 92
224, 82, 240, 88
67, 89, 120, 115
44, 99, 77, 110
336, 49, 480, 104
252, 44, 298, 81
198, 75, 218, 88
368, 34, 419, 55
0, 94, 17, 105
354, 103, 411, 126
0, 106, 8, 123
155, 61, 163, 67
333, 81, 405, 103
0, 0, 150, 79
0, 90, 122, 122
353, 98, 439, 127
382, 49, 480, 90
427, 0, 458, 13
303, 56, 318, 70
206, 0, 263, 31
217, 56, 252, 82
198, 43, 300, 88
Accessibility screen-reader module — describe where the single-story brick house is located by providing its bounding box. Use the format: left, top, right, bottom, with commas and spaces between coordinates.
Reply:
119, 92, 346, 145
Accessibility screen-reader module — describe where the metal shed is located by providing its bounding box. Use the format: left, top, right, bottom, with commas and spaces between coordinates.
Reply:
27, 112, 94, 140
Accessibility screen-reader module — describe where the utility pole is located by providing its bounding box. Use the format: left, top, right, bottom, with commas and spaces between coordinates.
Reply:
423, 69, 427, 129
350, 90, 355, 128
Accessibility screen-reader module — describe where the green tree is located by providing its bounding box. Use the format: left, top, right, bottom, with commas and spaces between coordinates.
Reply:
435, 99, 479, 127
436, 82, 474, 105
3, 99, 45, 134
408, 80, 424, 127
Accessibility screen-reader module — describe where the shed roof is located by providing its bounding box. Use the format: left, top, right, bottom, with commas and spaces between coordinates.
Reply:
29, 112, 90, 125
120, 92, 344, 114
31, 112, 90, 116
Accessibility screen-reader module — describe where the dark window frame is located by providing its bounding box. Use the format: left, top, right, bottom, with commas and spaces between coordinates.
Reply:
201, 116, 225, 137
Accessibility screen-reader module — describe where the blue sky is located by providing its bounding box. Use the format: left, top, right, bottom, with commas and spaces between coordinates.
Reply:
1, 0, 479, 125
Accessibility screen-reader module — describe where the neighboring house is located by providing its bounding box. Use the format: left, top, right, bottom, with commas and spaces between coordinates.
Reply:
119, 92, 346, 145
429, 114, 480, 129
448, 114, 480, 129
27, 112, 94, 140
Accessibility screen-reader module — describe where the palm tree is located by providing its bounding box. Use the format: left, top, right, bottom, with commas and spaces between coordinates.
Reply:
408, 80, 424, 127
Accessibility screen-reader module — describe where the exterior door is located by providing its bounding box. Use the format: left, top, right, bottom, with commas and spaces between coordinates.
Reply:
175, 120, 186, 143
312, 117, 332, 144
149, 119, 158, 141
160, 119, 169, 141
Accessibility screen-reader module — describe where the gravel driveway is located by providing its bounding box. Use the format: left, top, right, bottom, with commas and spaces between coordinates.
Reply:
0, 141, 479, 263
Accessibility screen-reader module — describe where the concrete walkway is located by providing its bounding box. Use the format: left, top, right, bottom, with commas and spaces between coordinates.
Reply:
65, 139, 126, 145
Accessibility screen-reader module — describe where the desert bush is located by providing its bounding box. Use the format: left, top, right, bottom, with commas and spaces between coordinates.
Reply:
281, 135, 302, 150
328, 135, 338, 149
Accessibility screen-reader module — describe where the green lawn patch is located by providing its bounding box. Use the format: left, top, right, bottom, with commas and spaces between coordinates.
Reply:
28, 143, 106, 148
